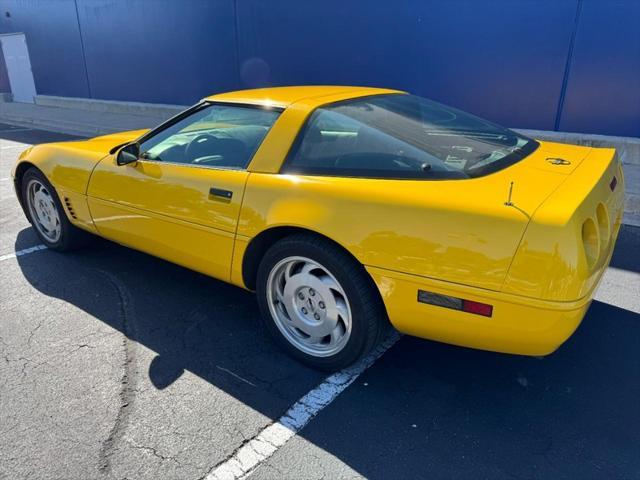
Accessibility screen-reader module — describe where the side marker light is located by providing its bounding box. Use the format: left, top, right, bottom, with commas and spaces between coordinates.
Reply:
418, 290, 493, 317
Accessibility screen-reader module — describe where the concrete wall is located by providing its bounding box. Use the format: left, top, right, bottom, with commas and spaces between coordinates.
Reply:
0, 0, 638, 137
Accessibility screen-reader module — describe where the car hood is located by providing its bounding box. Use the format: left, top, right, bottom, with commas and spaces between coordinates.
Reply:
68, 129, 150, 156
18, 129, 150, 169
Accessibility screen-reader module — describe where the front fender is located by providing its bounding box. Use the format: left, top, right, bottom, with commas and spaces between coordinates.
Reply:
13, 142, 106, 195
12, 129, 149, 194
12, 130, 147, 233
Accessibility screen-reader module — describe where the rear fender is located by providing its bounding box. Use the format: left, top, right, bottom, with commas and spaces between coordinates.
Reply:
503, 148, 624, 301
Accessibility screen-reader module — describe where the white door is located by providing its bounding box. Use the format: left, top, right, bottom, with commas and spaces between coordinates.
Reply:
0, 33, 37, 103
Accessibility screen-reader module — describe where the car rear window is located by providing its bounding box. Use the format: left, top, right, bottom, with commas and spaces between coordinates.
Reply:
283, 94, 538, 179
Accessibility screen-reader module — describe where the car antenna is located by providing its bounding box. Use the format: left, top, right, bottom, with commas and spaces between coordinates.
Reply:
503, 181, 530, 219
504, 181, 514, 206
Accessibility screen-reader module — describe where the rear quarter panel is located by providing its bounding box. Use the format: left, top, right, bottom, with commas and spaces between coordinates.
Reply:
238, 172, 538, 292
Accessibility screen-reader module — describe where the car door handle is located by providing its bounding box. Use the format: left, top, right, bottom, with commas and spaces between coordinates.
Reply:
209, 187, 233, 199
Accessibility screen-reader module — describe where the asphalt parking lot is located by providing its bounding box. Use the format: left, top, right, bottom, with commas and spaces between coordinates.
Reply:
1, 124, 639, 480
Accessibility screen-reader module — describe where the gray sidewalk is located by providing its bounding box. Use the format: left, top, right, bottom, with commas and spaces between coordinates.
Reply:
0, 98, 638, 226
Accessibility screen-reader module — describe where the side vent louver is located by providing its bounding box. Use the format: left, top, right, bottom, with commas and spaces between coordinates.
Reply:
63, 197, 77, 220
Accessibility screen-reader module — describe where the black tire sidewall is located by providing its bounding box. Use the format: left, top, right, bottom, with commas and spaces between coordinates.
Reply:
256, 236, 381, 371
21, 168, 72, 250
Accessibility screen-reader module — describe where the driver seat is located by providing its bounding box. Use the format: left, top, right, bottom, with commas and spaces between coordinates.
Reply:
188, 136, 248, 168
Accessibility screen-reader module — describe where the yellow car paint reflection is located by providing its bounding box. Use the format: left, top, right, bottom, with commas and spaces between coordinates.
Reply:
12, 86, 624, 357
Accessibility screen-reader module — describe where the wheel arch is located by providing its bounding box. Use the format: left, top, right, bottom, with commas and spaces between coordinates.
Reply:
13, 161, 41, 218
241, 226, 384, 312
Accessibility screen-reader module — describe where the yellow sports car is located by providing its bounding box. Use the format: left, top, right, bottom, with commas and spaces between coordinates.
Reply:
12, 86, 624, 370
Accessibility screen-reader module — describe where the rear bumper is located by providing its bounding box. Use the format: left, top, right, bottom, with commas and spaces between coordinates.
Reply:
367, 265, 601, 356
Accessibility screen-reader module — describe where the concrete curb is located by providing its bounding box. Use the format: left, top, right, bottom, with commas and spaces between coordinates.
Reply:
0, 100, 178, 137
0, 112, 122, 137
35, 95, 187, 119
0, 112, 146, 137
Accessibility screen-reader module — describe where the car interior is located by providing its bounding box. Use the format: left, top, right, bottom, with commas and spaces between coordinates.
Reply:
141, 125, 271, 169
139, 104, 280, 169
290, 121, 465, 177
286, 106, 530, 179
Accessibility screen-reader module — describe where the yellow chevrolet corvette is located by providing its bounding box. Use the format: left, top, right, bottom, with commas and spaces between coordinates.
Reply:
12, 86, 624, 370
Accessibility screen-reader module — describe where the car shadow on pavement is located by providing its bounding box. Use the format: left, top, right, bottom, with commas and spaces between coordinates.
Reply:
610, 224, 640, 273
292, 300, 640, 478
14, 229, 327, 421
14, 226, 640, 479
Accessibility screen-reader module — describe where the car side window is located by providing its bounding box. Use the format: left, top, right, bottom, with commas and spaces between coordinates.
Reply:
283, 94, 536, 179
139, 104, 280, 169
284, 107, 445, 178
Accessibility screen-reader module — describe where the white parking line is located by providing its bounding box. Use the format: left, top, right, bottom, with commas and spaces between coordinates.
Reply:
0, 244, 47, 262
205, 332, 401, 480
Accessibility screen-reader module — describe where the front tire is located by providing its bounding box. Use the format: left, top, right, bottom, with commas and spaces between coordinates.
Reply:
21, 167, 91, 251
256, 234, 388, 371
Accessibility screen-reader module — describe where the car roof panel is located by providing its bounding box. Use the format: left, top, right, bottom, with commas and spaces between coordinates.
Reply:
204, 86, 403, 108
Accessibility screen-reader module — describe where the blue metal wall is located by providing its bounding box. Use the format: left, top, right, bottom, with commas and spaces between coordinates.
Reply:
0, 0, 638, 136
0, 0, 90, 98
76, 0, 239, 105
557, 0, 640, 137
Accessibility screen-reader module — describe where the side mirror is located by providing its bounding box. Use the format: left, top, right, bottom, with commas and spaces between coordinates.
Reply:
116, 143, 140, 166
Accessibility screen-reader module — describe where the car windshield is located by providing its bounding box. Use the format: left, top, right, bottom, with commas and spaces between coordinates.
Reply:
285, 94, 539, 179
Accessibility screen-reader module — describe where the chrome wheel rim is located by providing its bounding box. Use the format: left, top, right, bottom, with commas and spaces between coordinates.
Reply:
26, 179, 61, 243
266, 256, 352, 357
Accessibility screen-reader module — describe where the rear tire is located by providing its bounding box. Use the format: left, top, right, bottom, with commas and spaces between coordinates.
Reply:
21, 167, 92, 252
256, 233, 388, 371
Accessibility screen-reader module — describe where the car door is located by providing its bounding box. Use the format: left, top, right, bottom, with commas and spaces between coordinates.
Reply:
87, 102, 281, 281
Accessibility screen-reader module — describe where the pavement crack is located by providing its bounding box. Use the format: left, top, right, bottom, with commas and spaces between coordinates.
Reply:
130, 443, 182, 466
95, 269, 138, 476
26, 317, 45, 346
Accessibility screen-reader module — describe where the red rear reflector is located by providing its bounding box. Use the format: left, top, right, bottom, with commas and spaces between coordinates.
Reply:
462, 300, 493, 317
418, 290, 493, 317
610, 176, 617, 192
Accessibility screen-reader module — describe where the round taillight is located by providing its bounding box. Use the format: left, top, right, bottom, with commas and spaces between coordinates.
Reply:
582, 218, 600, 268
596, 203, 610, 250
